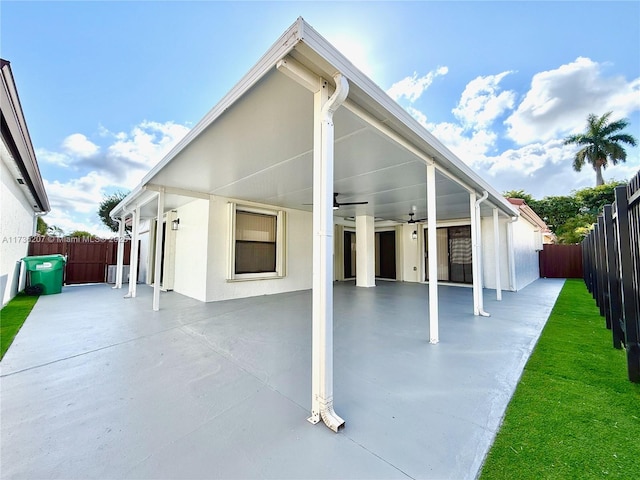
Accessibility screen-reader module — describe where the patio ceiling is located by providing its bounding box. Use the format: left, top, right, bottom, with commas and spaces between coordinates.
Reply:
116, 19, 517, 223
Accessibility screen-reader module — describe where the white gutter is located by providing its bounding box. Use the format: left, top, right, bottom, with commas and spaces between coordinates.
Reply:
471, 191, 490, 317
113, 217, 125, 289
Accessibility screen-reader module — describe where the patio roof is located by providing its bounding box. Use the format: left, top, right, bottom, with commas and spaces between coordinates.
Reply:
111, 18, 517, 222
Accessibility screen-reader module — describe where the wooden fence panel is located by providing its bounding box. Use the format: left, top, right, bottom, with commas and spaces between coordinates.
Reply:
27, 238, 131, 284
539, 244, 583, 278
65, 241, 109, 284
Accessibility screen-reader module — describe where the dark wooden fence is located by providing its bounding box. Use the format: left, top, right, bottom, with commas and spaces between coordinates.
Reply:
28, 237, 131, 285
539, 244, 583, 278
582, 172, 640, 382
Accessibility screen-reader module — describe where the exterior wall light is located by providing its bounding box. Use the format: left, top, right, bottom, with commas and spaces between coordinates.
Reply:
412, 230, 417, 240
171, 218, 180, 231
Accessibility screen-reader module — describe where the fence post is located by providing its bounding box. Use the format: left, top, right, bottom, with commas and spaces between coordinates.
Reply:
614, 185, 640, 382
603, 205, 623, 349
598, 216, 612, 328
594, 220, 607, 318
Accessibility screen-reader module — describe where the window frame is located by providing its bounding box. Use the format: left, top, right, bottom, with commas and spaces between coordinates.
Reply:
227, 202, 286, 281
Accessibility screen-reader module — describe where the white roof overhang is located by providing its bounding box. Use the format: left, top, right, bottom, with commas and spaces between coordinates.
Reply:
1, 59, 50, 213
111, 18, 517, 223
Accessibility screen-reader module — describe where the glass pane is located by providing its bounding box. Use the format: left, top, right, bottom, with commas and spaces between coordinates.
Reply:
235, 241, 276, 274
236, 212, 276, 242
235, 211, 277, 274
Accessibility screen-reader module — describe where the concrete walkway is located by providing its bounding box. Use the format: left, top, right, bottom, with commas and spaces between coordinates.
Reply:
1, 279, 564, 479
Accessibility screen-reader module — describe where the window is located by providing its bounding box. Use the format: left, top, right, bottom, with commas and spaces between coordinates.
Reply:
228, 204, 285, 280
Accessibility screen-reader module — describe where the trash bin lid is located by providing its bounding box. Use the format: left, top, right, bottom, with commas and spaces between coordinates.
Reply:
22, 254, 66, 269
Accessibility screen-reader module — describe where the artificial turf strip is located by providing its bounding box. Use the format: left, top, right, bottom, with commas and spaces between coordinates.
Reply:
0, 293, 38, 360
479, 279, 640, 480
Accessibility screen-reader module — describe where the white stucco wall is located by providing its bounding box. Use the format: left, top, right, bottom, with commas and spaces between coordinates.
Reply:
1, 158, 36, 305
203, 196, 313, 302
167, 196, 312, 303
172, 199, 210, 301
481, 216, 512, 291
509, 217, 541, 290
137, 219, 151, 286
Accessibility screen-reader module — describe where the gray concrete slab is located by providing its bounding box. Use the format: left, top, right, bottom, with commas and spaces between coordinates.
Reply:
1, 279, 564, 479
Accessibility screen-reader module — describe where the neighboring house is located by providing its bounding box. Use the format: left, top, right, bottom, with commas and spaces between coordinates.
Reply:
507, 198, 556, 245
1, 59, 50, 306
110, 18, 545, 431
481, 198, 553, 294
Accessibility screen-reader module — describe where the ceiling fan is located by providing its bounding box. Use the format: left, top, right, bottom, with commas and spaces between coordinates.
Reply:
402, 205, 426, 224
304, 193, 369, 210
332, 193, 368, 210
406, 212, 427, 224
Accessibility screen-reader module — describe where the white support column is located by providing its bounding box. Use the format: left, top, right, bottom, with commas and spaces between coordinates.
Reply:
355, 215, 375, 287
470, 192, 490, 316
127, 207, 140, 298
493, 208, 502, 301
152, 189, 165, 311
426, 164, 439, 344
507, 217, 518, 291
309, 74, 348, 433
114, 217, 125, 289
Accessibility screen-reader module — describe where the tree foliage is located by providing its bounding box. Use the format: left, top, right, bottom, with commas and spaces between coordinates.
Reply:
563, 112, 637, 186
98, 191, 129, 233
503, 180, 627, 244
67, 230, 95, 239
36, 216, 48, 235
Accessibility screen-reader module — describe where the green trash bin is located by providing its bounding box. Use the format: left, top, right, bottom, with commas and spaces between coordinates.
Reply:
22, 254, 66, 295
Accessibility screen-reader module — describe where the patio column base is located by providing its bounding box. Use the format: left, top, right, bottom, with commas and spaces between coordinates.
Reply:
308, 401, 345, 433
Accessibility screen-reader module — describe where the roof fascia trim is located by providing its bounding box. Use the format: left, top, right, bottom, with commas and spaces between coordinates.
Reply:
1, 60, 50, 212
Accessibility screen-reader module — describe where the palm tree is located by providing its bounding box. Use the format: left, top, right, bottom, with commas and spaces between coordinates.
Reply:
563, 112, 637, 186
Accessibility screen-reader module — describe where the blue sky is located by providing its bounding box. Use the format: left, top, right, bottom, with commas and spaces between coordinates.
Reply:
3, 1, 639, 236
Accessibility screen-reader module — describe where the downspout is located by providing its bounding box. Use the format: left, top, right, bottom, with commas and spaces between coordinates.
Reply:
506, 216, 518, 291
311, 72, 348, 433
113, 217, 125, 289
473, 191, 490, 317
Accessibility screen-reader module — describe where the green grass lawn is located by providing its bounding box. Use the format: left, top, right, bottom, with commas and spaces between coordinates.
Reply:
480, 279, 640, 479
0, 293, 38, 360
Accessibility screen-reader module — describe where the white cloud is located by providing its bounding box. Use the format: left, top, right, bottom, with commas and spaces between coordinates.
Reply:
40, 120, 190, 236
395, 58, 639, 201
387, 67, 449, 103
36, 148, 71, 167
44, 171, 111, 214
61, 133, 100, 158
505, 57, 640, 144
103, 120, 190, 187
452, 71, 516, 128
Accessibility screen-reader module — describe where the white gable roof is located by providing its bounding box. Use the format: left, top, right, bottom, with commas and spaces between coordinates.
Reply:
112, 18, 517, 222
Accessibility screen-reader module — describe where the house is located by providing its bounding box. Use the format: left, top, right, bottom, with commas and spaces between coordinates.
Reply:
110, 18, 545, 431
1, 59, 50, 306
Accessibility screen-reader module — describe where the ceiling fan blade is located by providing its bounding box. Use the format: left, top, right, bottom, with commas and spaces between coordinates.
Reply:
337, 201, 369, 206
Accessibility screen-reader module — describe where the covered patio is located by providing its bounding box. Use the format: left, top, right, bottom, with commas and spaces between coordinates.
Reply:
109, 18, 528, 432
0, 279, 564, 479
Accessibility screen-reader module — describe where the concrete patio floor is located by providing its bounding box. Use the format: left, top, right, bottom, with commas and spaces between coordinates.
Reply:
0, 279, 564, 479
